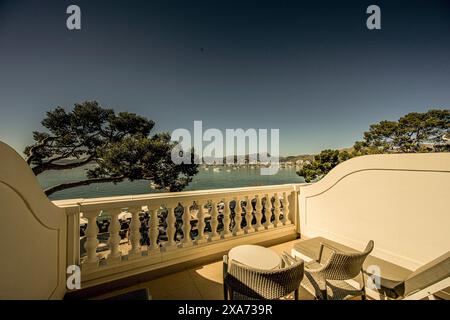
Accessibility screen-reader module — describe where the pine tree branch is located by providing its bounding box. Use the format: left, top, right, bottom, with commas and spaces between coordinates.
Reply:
44, 175, 125, 196
25, 136, 55, 165
32, 154, 96, 175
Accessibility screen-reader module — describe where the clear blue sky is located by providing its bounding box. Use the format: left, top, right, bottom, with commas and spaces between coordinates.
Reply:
0, 0, 449, 156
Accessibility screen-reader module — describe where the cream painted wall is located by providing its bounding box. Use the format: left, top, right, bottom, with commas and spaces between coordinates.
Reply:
0, 141, 67, 299
298, 153, 450, 270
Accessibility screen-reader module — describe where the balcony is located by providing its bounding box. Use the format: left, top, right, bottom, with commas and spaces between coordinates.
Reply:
0, 141, 449, 300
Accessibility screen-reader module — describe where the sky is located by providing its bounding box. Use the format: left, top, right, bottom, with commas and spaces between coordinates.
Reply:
0, 0, 449, 156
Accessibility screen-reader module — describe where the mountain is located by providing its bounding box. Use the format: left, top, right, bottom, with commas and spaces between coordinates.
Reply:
279, 155, 314, 163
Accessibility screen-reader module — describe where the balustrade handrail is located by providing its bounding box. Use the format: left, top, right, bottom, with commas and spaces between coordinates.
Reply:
54, 183, 305, 212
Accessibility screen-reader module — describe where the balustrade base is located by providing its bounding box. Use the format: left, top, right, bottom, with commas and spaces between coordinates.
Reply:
128, 251, 144, 260
273, 222, 282, 228
142, 249, 162, 264
195, 238, 208, 245
222, 233, 233, 239
146, 248, 161, 256
106, 255, 122, 266
180, 241, 194, 248
208, 235, 221, 241
233, 230, 245, 236
82, 260, 99, 272
162, 244, 178, 252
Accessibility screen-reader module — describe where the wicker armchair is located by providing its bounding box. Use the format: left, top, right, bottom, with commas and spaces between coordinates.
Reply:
301, 240, 374, 300
223, 253, 304, 300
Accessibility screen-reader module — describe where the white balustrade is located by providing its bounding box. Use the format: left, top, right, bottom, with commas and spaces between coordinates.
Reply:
107, 209, 122, 264
62, 184, 299, 283
264, 193, 274, 229
233, 197, 244, 236
165, 206, 177, 250
149, 206, 160, 252
209, 200, 220, 241
273, 193, 281, 227
222, 199, 232, 238
128, 206, 142, 258
254, 195, 264, 231
83, 210, 100, 268
282, 192, 292, 225
181, 202, 193, 247
245, 196, 255, 233
196, 200, 207, 244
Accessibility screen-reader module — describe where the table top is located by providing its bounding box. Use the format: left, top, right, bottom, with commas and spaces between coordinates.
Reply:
228, 245, 281, 270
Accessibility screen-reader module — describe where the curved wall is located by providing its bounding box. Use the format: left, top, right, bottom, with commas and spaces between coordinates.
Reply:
0, 141, 67, 299
298, 153, 450, 270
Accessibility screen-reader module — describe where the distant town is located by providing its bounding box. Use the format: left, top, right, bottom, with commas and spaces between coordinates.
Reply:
199, 154, 314, 170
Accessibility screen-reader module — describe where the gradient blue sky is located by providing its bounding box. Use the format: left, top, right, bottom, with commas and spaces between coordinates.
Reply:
0, 0, 449, 156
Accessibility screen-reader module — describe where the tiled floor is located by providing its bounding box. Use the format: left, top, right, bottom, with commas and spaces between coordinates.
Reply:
92, 240, 315, 300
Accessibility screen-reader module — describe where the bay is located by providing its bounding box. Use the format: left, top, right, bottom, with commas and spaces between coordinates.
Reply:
38, 165, 305, 201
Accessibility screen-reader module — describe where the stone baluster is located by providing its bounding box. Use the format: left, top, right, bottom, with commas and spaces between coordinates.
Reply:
233, 197, 244, 236
282, 192, 292, 225
83, 210, 100, 268
149, 206, 160, 252
254, 194, 264, 231
209, 200, 220, 241
164, 205, 177, 250
196, 200, 207, 244
244, 196, 255, 233
181, 202, 193, 247
273, 193, 282, 227
264, 193, 274, 229
128, 206, 142, 259
222, 199, 232, 238
107, 209, 122, 264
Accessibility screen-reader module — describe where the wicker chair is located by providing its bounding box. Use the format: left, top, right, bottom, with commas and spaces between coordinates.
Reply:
223, 253, 304, 300
301, 240, 374, 300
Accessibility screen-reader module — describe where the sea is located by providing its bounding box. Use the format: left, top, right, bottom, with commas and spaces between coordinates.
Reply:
38, 165, 305, 201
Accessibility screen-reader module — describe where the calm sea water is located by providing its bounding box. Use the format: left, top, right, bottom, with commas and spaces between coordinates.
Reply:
38, 166, 305, 201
